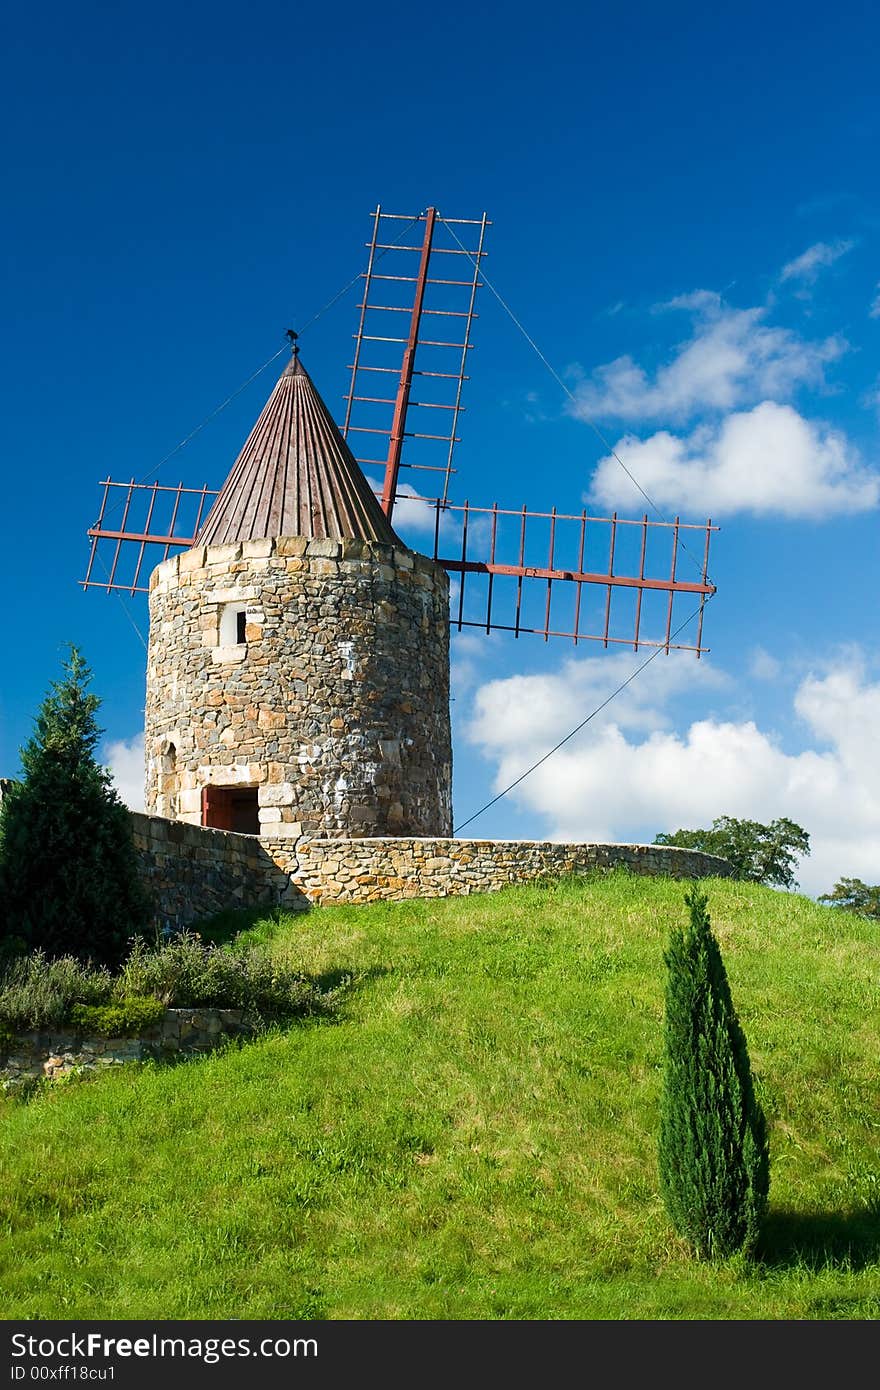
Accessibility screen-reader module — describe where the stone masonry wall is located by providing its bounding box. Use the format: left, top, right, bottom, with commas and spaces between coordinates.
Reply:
131, 812, 304, 927
1, 1007, 255, 1089
132, 816, 733, 925
145, 537, 451, 838
273, 837, 735, 905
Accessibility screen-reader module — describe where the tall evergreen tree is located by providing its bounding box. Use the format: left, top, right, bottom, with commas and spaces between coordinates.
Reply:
0, 646, 149, 965
658, 886, 769, 1258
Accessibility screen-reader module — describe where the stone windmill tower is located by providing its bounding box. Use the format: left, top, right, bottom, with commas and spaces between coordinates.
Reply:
85, 206, 717, 854
144, 347, 452, 840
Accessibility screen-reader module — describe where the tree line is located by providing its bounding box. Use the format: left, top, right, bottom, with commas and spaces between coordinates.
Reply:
655, 816, 879, 917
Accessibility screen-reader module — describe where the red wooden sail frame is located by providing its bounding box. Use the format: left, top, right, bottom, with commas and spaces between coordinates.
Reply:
80, 204, 718, 654
82, 480, 717, 653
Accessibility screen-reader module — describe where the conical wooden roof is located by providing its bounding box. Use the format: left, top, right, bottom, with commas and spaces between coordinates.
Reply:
198, 350, 399, 546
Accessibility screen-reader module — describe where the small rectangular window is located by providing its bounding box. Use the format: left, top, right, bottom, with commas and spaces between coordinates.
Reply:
236, 610, 247, 644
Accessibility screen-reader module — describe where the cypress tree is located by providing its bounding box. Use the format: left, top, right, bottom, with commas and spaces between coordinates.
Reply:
658, 886, 769, 1258
0, 646, 150, 966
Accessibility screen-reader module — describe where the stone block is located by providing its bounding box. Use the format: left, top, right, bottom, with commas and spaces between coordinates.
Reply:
258, 807, 282, 823
159, 555, 182, 583
275, 536, 309, 557
205, 542, 242, 566
258, 782, 295, 807
211, 645, 246, 664
177, 788, 202, 815
179, 547, 206, 573
241, 538, 274, 559
340, 539, 367, 559
305, 538, 342, 558
206, 587, 247, 605
261, 821, 301, 839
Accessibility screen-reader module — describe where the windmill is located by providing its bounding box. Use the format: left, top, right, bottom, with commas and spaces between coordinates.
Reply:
82, 207, 717, 840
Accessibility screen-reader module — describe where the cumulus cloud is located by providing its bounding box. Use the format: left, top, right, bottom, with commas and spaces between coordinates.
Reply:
103, 733, 145, 811
467, 650, 726, 747
568, 295, 844, 425
466, 651, 880, 895
870, 285, 880, 319
588, 401, 880, 518
780, 239, 855, 284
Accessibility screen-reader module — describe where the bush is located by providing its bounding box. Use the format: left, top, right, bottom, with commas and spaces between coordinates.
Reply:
0, 647, 150, 965
115, 933, 325, 1021
0, 935, 330, 1039
69, 997, 166, 1037
658, 886, 770, 1259
0, 951, 112, 1033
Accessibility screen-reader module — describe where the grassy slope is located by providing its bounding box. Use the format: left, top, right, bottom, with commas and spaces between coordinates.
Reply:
1, 872, 878, 1320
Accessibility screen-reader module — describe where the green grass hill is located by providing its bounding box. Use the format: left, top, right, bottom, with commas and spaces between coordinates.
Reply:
1, 872, 878, 1320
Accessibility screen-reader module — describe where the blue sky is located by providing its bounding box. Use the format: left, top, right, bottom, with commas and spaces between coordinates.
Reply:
2, 0, 878, 894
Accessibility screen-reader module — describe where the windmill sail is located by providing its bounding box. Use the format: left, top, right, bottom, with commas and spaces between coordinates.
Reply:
82, 204, 717, 654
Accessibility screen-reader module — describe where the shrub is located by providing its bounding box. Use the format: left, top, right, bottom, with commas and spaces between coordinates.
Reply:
0, 935, 330, 1040
114, 933, 325, 1021
0, 647, 151, 965
69, 997, 166, 1037
658, 886, 770, 1259
0, 951, 112, 1033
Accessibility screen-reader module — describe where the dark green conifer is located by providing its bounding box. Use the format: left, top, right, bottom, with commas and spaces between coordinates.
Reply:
0, 646, 149, 965
658, 886, 769, 1258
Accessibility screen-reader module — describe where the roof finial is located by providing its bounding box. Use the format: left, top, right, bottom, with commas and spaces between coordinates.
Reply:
286, 328, 299, 357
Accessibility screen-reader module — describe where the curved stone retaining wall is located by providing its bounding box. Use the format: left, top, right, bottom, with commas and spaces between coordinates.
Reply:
1, 1007, 255, 1090
130, 814, 733, 925
273, 836, 734, 905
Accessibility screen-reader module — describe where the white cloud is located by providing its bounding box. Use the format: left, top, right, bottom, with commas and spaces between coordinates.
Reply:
870, 285, 880, 319
103, 733, 145, 812
569, 296, 844, 424
588, 401, 880, 518
748, 647, 782, 682
466, 651, 880, 895
468, 650, 727, 747
780, 239, 855, 284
